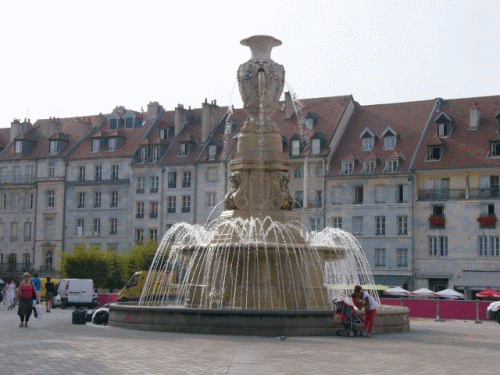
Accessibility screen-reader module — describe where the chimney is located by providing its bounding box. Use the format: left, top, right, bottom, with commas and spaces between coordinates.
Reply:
202, 99, 219, 142
42, 118, 62, 137
147, 101, 163, 118
174, 104, 187, 136
284, 91, 295, 120
469, 101, 481, 130
10, 119, 33, 142
10, 119, 21, 142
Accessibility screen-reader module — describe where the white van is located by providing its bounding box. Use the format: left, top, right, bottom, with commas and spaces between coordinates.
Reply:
57, 279, 97, 309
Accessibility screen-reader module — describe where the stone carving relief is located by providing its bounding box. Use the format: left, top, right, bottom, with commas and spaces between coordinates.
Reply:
269, 171, 294, 210
224, 171, 249, 210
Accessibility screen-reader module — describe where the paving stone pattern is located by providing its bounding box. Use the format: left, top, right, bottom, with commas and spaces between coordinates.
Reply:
0, 303, 499, 375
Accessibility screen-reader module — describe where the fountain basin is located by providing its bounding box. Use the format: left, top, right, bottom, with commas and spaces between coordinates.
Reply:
109, 303, 409, 336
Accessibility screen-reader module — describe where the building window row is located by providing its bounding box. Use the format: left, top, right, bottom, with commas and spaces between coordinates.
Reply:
76, 191, 120, 208
374, 248, 408, 267
76, 218, 119, 236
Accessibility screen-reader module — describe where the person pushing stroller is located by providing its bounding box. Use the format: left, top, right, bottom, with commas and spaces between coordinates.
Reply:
352, 285, 378, 337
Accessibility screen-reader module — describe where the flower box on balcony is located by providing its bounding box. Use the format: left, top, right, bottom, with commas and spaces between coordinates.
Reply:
429, 215, 445, 228
477, 215, 497, 228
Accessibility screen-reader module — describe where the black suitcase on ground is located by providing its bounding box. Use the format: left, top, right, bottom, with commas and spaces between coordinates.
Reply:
72, 307, 87, 324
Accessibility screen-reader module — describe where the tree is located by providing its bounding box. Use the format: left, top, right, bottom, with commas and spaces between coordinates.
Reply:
122, 241, 159, 282
60, 245, 108, 288
104, 249, 126, 292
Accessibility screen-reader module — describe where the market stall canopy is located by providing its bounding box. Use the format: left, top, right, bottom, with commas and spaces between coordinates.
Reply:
411, 288, 438, 298
476, 288, 500, 299
383, 287, 411, 297
435, 289, 465, 300
325, 284, 388, 291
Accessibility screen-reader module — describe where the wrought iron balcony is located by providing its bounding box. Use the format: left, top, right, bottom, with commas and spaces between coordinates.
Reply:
0, 262, 33, 272
419, 188, 500, 201
0, 174, 36, 185
418, 188, 466, 201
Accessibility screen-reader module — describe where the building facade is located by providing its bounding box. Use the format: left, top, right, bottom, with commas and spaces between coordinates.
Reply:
0, 94, 498, 295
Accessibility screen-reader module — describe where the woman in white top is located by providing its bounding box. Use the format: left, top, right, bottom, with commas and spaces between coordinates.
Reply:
4, 278, 17, 309
353, 285, 378, 336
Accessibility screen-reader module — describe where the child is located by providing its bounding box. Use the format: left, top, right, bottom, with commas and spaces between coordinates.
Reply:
352, 285, 378, 337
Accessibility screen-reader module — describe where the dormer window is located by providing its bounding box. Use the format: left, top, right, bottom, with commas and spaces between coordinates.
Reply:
382, 128, 397, 150
49, 140, 58, 154
361, 160, 376, 174
340, 161, 354, 175
125, 116, 134, 129
362, 137, 373, 151
179, 142, 190, 156
15, 141, 22, 154
92, 138, 101, 152
152, 146, 159, 162
311, 139, 321, 156
360, 128, 375, 151
109, 138, 116, 151
438, 122, 451, 137
490, 141, 500, 157
384, 159, 399, 173
428, 145, 443, 161
208, 145, 216, 161
140, 148, 147, 162
291, 140, 300, 157
435, 113, 453, 137
305, 118, 314, 129
109, 118, 118, 130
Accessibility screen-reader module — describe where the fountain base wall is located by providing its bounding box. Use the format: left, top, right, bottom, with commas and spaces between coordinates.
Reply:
109, 304, 409, 336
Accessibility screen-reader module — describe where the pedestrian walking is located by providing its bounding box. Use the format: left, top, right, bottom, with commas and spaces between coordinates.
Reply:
352, 285, 378, 337
45, 277, 56, 313
4, 278, 17, 310
17, 273, 38, 327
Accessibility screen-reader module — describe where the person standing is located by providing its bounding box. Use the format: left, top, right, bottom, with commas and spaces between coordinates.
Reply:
17, 273, 38, 327
4, 278, 17, 309
31, 273, 42, 301
353, 285, 378, 337
44, 277, 55, 312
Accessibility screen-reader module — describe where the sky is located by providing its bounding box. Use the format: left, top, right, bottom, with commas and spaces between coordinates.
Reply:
0, 0, 498, 129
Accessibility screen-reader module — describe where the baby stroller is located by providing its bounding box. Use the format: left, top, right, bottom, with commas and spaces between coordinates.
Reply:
333, 299, 367, 337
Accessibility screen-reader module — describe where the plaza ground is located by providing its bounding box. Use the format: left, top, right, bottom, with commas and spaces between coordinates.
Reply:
1, 303, 498, 375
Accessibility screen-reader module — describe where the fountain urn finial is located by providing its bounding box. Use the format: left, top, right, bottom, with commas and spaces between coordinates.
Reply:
238, 35, 285, 134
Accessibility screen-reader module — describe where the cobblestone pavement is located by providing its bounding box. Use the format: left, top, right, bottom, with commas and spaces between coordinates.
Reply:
0, 302, 499, 375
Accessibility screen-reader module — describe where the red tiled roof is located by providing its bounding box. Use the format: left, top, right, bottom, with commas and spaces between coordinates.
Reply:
412, 95, 500, 170
0, 115, 106, 161
0, 128, 10, 149
330, 99, 436, 175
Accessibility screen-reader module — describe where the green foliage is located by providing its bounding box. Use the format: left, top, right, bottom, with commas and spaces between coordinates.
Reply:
104, 249, 126, 292
60, 241, 164, 291
60, 245, 109, 288
122, 241, 159, 282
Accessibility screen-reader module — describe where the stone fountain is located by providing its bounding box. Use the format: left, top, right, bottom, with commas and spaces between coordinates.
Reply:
109, 36, 409, 335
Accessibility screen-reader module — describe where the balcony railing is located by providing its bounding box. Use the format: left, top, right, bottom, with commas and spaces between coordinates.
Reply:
419, 188, 500, 201
0, 262, 33, 272
418, 189, 465, 201
0, 174, 36, 185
